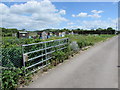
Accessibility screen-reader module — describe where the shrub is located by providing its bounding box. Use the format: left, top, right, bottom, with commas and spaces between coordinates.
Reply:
2, 47, 23, 68
1, 67, 26, 90
64, 45, 72, 59
69, 41, 79, 53
77, 40, 94, 48
52, 51, 66, 64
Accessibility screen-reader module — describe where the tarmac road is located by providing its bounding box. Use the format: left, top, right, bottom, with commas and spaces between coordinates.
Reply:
25, 36, 118, 88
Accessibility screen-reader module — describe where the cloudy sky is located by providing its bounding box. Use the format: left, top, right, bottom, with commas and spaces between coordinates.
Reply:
0, 0, 118, 30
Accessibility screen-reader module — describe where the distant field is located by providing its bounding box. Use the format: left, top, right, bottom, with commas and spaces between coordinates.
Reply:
2, 34, 115, 48
65, 34, 115, 49
2, 36, 65, 48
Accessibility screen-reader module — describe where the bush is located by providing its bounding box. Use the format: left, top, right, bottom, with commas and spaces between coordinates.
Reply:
52, 51, 66, 64
69, 41, 79, 53
1, 67, 26, 90
64, 45, 72, 59
2, 47, 23, 68
77, 40, 94, 48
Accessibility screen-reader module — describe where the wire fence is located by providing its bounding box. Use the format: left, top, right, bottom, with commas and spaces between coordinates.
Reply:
22, 38, 69, 75
2, 46, 23, 68
2, 38, 69, 76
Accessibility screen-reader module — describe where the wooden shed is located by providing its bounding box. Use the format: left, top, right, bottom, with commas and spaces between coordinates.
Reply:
17, 31, 29, 38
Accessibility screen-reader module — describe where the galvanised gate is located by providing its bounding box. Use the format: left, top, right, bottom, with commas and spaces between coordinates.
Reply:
22, 38, 69, 75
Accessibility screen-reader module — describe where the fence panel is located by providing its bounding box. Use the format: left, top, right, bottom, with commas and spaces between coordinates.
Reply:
22, 38, 69, 75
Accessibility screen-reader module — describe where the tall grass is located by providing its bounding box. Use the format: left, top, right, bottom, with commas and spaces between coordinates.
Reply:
66, 34, 115, 48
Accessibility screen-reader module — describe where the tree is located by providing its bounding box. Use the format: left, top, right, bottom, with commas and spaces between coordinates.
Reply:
107, 27, 114, 31
96, 28, 103, 31
1, 27, 19, 37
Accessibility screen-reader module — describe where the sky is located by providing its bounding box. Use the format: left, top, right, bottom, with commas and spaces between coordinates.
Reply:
0, 0, 118, 31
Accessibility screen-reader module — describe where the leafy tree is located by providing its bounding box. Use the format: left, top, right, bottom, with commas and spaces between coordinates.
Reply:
1, 27, 19, 37
96, 28, 103, 31
107, 27, 114, 31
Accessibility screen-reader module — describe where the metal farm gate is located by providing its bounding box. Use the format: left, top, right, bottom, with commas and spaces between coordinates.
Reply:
22, 38, 69, 75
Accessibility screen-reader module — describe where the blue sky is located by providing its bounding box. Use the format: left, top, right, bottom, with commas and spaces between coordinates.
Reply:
0, 0, 118, 30
53, 2, 118, 29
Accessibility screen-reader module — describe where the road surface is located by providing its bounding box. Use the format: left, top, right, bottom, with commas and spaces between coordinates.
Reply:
25, 36, 118, 88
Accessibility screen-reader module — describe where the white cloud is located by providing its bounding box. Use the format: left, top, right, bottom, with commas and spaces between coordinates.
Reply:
72, 12, 88, 17
59, 9, 66, 15
1, 0, 119, 2
89, 10, 103, 18
0, 0, 67, 30
67, 22, 75, 25
72, 14, 76, 17
66, 18, 117, 30
87, 19, 117, 29
91, 10, 104, 14
88, 14, 101, 18
72, 10, 104, 18
77, 12, 88, 17
0, 3, 9, 14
